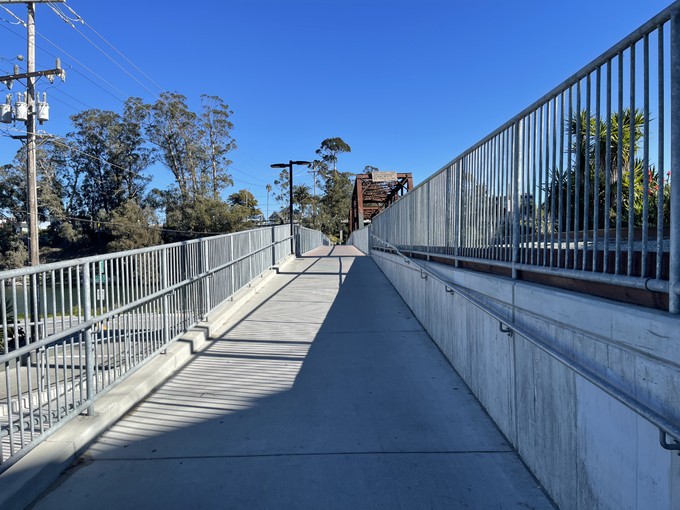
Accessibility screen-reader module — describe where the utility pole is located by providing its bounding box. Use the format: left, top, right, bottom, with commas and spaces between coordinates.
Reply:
0, 0, 65, 266
26, 2, 38, 266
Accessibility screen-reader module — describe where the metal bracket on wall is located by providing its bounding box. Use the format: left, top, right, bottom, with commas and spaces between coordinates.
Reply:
659, 429, 680, 454
444, 286, 454, 294
499, 322, 513, 337
420, 269, 428, 280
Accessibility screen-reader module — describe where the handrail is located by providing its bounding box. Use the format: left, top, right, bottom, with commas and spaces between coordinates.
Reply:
0, 225, 330, 473
401, 248, 671, 294
370, 234, 680, 450
0, 235, 293, 363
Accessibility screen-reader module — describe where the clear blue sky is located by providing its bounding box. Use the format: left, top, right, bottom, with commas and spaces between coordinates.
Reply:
0, 0, 674, 212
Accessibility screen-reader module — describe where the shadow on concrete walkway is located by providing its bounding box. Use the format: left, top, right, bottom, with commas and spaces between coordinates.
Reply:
31, 246, 554, 509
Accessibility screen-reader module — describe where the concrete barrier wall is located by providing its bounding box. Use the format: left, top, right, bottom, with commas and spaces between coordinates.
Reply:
371, 249, 680, 510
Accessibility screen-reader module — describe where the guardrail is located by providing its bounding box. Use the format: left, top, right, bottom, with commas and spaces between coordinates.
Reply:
347, 228, 369, 254
370, 2, 680, 313
0, 224, 327, 472
296, 226, 331, 256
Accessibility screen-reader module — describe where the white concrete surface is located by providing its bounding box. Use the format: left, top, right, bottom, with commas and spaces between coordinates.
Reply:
29, 246, 553, 510
370, 249, 680, 510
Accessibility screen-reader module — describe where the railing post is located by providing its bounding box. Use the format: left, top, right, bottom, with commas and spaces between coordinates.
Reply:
81, 262, 95, 416
426, 180, 431, 261
671, 12, 680, 313
271, 226, 276, 267
229, 235, 235, 300
368, 224, 373, 254
161, 249, 170, 346
445, 166, 452, 256
295, 225, 301, 257
201, 239, 211, 317
512, 119, 523, 280
410, 194, 415, 256
247, 232, 253, 282
455, 161, 463, 267
660, 10, 680, 314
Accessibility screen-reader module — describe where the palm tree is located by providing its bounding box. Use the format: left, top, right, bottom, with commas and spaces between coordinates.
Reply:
293, 184, 312, 223
545, 108, 652, 230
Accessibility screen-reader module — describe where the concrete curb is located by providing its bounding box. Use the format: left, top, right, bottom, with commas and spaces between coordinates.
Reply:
0, 256, 294, 510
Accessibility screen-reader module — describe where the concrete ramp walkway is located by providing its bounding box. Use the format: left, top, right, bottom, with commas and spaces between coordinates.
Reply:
33, 246, 553, 509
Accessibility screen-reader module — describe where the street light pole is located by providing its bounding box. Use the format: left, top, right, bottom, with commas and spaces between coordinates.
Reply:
271, 160, 310, 255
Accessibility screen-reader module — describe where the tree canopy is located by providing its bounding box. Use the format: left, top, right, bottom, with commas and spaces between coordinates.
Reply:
0, 99, 365, 269
315, 137, 351, 174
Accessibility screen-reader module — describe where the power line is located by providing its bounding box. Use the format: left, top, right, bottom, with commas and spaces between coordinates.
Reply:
1, 7, 253, 210
2, 207, 225, 237
67, 21, 160, 99
0, 5, 25, 26
43, 81, 94, 110
80, 17, 165, 95
34, 27, 128, 101
1, 13, 128, 104
58, 215, 224, 237
1, 126, 142, 176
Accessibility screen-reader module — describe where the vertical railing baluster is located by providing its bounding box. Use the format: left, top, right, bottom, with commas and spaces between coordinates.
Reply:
82, 262, 95, 416
670, 12, 680, 314
162, 249, 170, 347
657, 25, 665, 282
594, 67, 602, 272
513, 120, 523, 279
628, 43, 636, 277
202, 239, 211, 316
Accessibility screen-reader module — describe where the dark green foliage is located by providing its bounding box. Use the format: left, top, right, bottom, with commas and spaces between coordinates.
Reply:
316, 137, 351, 174
106, 200, 162, 252
545, 108, 671, 230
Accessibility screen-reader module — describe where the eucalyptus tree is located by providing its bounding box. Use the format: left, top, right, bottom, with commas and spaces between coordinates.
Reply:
147, 92, 204, 202
313, 138, 353, 240
199, 94, 235, 198
147, 92, 236, 235
319, 170, 354, 242
53, 97, 153, 251
65, 98, 152, 219
315, 137, 351, 175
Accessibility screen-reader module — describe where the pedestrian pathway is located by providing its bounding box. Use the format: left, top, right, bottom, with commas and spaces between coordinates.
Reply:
33, 246, 553, 509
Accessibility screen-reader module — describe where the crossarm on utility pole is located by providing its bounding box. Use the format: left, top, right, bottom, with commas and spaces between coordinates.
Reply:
0, 64, 66, 89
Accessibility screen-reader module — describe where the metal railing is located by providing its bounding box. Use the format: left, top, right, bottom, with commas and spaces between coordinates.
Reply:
347, 228, 369, 254
296, 226, 331, 256
0, 224, 327, 472
370, 2, 680, 313
370, 235, 680, 450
